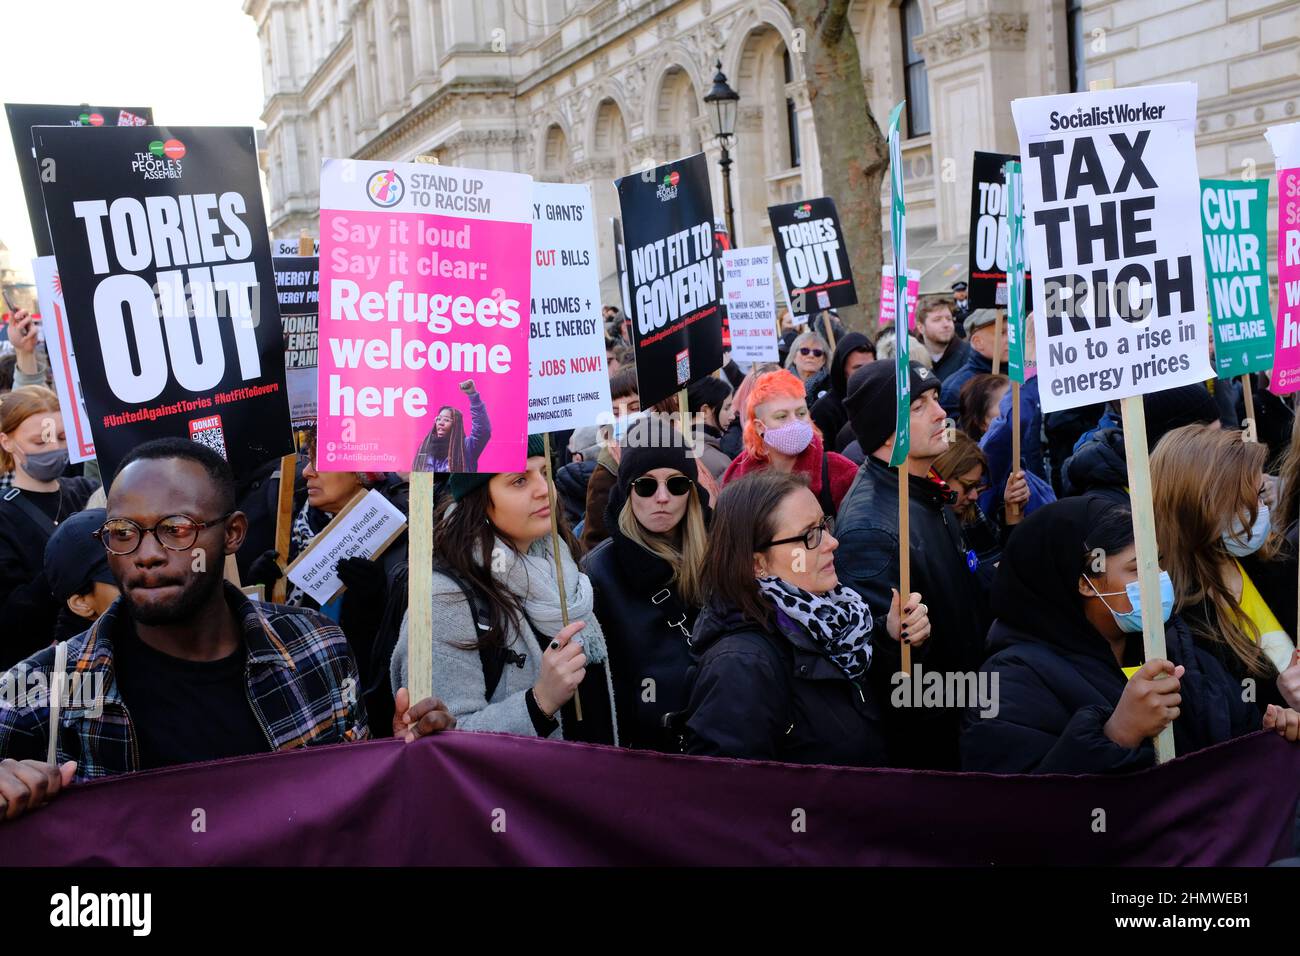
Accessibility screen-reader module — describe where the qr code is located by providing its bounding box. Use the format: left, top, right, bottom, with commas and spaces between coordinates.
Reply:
675, 348, 690, 386
816, 290, 831, 309
188, 415, 228, 460
995, 282, 1008, 306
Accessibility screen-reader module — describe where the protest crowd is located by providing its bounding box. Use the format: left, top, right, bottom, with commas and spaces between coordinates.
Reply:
0, 84, 1298, 870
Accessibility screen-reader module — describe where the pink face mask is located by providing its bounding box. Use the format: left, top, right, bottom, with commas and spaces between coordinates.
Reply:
762, 418, 814, 456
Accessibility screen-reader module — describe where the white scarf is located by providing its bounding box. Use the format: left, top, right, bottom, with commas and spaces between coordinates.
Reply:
488, 535, 610, 665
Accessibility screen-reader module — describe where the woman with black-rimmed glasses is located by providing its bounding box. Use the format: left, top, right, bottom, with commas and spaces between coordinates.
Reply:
582, 417, 710, 752
680, 471, 930, 766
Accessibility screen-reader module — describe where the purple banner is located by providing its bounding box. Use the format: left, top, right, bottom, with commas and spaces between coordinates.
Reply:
3, 730, 1297, 866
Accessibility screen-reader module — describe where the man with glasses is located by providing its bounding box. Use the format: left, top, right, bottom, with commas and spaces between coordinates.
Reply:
0, 437, 453, 821
832, 360, 992, 770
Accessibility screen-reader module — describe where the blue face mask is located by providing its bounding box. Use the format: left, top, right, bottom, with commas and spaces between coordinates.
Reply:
1222, 503, 1270, 557
1086, 571, 1175, 634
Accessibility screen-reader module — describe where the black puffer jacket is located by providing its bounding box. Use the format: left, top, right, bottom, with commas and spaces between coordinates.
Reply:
683, 599, 889, 767
555, 459, 596, 525
962, 616, 1260, 773
832, 456, 990, 769
962, 496, 1262, 773
582, 486, 699, 753
1061, 428, 1130, 506
810, 332, 871, 450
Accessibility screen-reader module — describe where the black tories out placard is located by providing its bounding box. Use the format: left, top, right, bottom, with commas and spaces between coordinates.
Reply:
767, 196, 857, 317
36, 125, 293, 479
5, 103, 152, 257
614, 153, 723, 407
273, 255, 319, 427
968, 150, 1033, 309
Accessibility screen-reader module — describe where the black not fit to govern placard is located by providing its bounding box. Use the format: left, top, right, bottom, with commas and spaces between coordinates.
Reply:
615, 153, 723, 407
5, 102, 153, 257
36, 125, 293, 480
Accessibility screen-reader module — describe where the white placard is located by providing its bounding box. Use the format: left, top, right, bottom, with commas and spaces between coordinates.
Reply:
31, 256, 95, 463
1012, 82, 1212, 412
528, 181, 612, 433
1265, 121, 1300, 170
285, 489, 407, 604
722, 245, 779, 363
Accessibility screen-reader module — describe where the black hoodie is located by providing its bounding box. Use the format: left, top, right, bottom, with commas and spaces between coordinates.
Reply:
810, 332, 872, 453
961, 498, 1260, 773
1061, 428, 1130, 505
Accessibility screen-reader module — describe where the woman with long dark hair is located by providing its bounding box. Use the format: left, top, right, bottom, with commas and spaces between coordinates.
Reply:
390, 435, 618, 744
411, 378, 491, 472
682, 471, 928, 765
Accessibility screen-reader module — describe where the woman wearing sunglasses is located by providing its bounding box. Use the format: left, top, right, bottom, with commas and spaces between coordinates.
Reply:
583, 418, 710, 752
721, 369, 858, 516
682, 471, 928, 765
784, 330, 829, 383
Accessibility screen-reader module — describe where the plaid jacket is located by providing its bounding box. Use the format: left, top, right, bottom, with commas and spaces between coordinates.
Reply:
0, 583, 369, 780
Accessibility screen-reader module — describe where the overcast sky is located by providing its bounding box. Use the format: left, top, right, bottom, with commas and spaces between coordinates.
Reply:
0, 0, 266, 279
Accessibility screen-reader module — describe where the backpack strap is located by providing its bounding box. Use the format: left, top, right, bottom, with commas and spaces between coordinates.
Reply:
433, 563, 526, 701
2, 487, 56, 537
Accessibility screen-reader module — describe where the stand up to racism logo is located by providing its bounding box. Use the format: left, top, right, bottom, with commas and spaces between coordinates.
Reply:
367, 168, 405, 207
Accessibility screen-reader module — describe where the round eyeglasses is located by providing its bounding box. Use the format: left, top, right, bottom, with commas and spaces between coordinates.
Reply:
94, 512, 234, 555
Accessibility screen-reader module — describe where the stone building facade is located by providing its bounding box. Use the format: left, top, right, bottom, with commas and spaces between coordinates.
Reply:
245, 0, 1300, 304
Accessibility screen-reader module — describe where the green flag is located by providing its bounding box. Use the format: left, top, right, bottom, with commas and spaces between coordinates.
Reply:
1200, 178, 1274, 377
1004, 160, 1026, 384
887, 101, 909, 468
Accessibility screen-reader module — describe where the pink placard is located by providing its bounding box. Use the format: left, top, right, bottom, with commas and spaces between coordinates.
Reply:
878, 266, 920, 330
317, 161, 533, 472
1274, 167, 1300, 395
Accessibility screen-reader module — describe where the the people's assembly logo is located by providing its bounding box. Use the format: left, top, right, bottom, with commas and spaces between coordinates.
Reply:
131, 139, 184, 181
793, 202, 813, 220
656, 170, 680, 203
367, 168, 405, 208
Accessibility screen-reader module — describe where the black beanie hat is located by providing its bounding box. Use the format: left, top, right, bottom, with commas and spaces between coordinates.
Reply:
448, 434, 546, 502
1141, 383, 1218, 450
844, 359, 941, 455
616, 416, 699, 500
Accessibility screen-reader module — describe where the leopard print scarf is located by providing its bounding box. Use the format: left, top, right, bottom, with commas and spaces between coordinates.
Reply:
757, 577, 874, 679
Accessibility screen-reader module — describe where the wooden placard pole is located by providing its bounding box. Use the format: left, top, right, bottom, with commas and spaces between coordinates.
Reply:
822, 314, 837, 354
1119, 394, 1176, 763
1005, 381, 1023, 525
406, 471, 435, 707
898, 470, 912, 674
542, 431, 581, 720
47, 640, 67, 767
1240, 374, 1256, 441
271, 452, 297, 603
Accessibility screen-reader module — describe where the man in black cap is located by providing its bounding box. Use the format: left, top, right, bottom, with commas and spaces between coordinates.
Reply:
951, 281, 971, 334
44, 508, 120, 641
834, 360, 991, 770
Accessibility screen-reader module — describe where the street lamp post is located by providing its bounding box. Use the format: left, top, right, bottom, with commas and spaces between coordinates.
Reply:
703, 59, 739, 241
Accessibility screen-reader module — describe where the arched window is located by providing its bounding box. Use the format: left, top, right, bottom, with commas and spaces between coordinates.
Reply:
783, 48, 801, 168
1067, 0, 1086, 92
900, 0, 930, 137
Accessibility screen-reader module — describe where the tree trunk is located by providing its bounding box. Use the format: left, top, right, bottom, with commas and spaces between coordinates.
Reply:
779, 0, 887, 335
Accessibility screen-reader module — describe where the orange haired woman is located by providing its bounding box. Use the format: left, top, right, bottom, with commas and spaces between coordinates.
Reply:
720, 369, 857, 516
